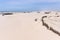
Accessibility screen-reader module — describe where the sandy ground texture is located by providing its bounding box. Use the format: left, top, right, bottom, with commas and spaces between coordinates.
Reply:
0, 12, 60, 40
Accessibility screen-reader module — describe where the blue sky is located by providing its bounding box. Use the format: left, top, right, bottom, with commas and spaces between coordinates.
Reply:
0, 0, 60, 11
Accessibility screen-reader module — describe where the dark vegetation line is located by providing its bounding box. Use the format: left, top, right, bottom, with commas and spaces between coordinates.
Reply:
45, 12, 50, 14
41, 16, 60, 36
2, 13, 13, 16
50, 27, 60, 36
41, 16, 49, 29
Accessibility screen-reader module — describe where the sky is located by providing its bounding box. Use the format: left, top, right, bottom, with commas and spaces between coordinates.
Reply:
0, 0, 60, 12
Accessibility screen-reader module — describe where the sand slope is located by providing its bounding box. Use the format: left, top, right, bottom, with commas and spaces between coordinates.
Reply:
0, 12, 60, 40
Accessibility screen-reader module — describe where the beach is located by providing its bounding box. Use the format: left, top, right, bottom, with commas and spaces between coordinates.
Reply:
0, 11, 60, 40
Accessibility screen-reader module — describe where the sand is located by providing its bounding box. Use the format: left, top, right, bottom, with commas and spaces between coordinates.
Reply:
0, 12, 60, 40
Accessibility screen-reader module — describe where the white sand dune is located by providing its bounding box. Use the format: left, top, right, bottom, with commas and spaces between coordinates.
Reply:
0, 12, 60, 40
